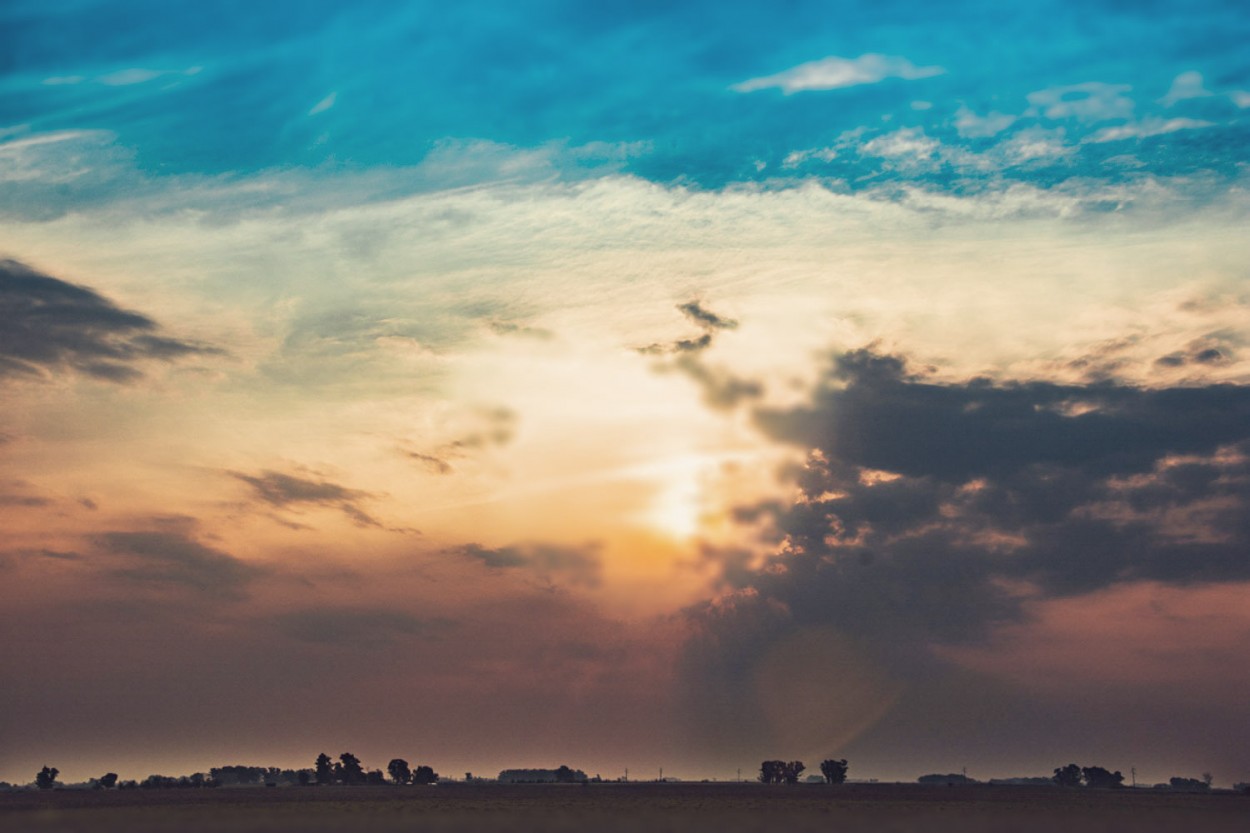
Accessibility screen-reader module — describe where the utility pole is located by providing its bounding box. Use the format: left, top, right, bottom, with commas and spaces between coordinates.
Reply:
737, 768, 741, 783
624, 768, 628, 783
1131, 767, 1136, 788
659, 767, 663, 782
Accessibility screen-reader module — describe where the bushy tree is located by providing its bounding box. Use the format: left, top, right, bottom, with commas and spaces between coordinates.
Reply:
1052, 764, 1082, 787
337, 753, 365, 785
388, 759, 411, 785
820, 759, 849, 784
412, 765, 439, 785
759, 760, 805, 784
1081, 766, 1124, 789
315, 753, 334, 785
1169, 776, 1210, 792
35, 766, 59, 790
97, 772, 118, 790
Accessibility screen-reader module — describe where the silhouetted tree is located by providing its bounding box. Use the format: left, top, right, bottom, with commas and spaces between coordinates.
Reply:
782, 761, 805, 785
1169, 776, 1210, 792
1052, 764, 1082, 787
820, 759, 849, 784
1081, 766, 1124, 789
140, 774, 182, 789
210, 766, 265, 786
918, 773, 976, 786
35, 766, 59, 790
412, 765, 439, 785
759, 760, 784, 784
388, 759, 411, 785
315, 753, 334, 785
555, 764, 586, 784
298, 770, 312, 786
338, 753, 365, 785
366, 769, 386, 785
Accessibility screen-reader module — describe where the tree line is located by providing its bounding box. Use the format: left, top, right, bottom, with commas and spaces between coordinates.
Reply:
21, 756, 1232, 792
757, 759, 849, 784
28, 753, 439, 791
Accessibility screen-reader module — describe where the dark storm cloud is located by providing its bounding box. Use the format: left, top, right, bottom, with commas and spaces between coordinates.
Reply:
231, 469, 384, 528
0, 258, 219, 383
272, 608, 450, 646
97, 528, 261, 597
452, 542, 602, 586
755, 349, 1250, 482
681, 348, 1250, 751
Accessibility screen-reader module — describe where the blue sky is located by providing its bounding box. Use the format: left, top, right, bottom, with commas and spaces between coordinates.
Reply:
4, 0, 1248, 189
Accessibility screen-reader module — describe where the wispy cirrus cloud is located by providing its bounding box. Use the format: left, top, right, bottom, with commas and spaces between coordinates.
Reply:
732, 53, 943, 94
451, 541, 602, 587
1026, 81, 1134, 122
1086, 117, 1213, 143
231, 469, 386, 529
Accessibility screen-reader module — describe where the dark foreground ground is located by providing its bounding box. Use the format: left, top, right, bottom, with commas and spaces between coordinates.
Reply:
2, 782, 1246, 833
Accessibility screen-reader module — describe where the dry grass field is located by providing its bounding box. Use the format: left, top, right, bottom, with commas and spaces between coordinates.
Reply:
2, 783, 1245, 833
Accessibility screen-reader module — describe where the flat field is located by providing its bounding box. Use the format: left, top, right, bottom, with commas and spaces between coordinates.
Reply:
2, 783, 1245, 833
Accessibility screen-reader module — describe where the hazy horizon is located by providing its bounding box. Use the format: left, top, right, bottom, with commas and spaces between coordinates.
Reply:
2, 0, 1249, 791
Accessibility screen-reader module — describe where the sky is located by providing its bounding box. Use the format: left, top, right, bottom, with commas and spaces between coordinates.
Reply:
2, 0, 1249, 787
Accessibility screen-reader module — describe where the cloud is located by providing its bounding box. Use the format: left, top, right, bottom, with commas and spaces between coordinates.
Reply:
638, 333, 713, 356
231, 470, 386, 528
670, 354, 763, 410
677, 300, 738, 331
0, 258, 218, 383
639, 300, 738, 355
1027, 82, 1135, 122
94, 67, 201, 87
272, 608, 448, 645
733, 54, 944, 94
859, 128, 941, 166
0, 480, 51, 508
399, 407, 518, 474
404, 452, 454, 475
954, 106, 1017, 138
451, 542, 602, 587
309, 93, 337, 116
680, 348, 1250, 754
755, 349, 1250, 483
1160, 71, 1212, 107
1086, 117, 1213, 143
97, 528, 261, 598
